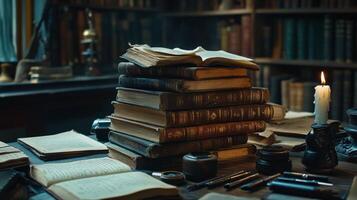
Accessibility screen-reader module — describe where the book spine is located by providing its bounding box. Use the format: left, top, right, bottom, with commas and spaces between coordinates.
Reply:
296, 18, 307, 60
109, 131, 153, 157
118, 62, 196, 79
345, 20, 353, 63
241, 15, 252, 57
160, 88, 270, 110
119, 75, 184, 92
165, 105, 274, 127
331, 70, 343, 120
155, 135, 248, 158
335, 19, 346, 62
283, 18, 296, 60
161, 121, 266, 143
110, 131, 248, 158
323, 15, 333, 61
354, 71, 357, 107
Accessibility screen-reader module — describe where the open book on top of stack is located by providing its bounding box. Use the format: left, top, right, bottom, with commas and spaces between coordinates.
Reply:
107, 45, 285, 171
121, 44, 259, 69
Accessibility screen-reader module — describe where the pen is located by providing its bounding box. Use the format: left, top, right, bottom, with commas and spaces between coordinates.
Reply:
186, 170, 245, 191
240, 173, 281, 191
276, 177, 333, 186
224, 173, 260, 190
283, 172, 329, 182
206, 171, 252, 188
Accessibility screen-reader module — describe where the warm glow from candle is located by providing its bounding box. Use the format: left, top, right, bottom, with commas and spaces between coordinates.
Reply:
321, 71, 326, 85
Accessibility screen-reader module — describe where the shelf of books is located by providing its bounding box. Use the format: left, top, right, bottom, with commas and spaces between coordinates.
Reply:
163, 9, 252, 17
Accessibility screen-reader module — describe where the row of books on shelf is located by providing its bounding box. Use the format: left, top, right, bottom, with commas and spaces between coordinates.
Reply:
257, 0, 355, 8
61, 0, 158, 9
168, 16, 252, 58
258, 16, 356, 63
165, 0, 251, 12
56, 9, 160, 67
252, 67, 357, 121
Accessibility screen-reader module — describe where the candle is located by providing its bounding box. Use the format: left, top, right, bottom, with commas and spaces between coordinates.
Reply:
314, 71, 331, 125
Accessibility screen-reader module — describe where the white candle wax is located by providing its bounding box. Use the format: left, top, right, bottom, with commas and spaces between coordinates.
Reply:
314, 84, 331, 125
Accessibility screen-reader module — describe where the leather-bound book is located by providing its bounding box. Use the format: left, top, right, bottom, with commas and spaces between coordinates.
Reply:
116, 87, 270, 111
118, 62, 248, 80
109, 116, 265, 143
109, 131, 248, 158
118, 75, 252, 92
112, 102, 275, 127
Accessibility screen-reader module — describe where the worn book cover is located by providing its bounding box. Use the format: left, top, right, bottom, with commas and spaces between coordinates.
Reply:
109, 131, 248, 158
116, 87, 270, 111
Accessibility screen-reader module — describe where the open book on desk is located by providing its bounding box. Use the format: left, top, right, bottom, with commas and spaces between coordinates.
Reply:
121, 44, 259, 70
30, 157, 179, 200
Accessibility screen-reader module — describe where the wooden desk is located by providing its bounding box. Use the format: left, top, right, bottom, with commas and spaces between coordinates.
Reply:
10, 141, 357, 200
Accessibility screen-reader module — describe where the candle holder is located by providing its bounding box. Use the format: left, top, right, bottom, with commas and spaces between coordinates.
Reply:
302, 122, 338, 174
336, 108, 357, 162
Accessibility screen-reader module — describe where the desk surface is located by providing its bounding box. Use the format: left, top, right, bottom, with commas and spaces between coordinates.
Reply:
9, 141, 357, 200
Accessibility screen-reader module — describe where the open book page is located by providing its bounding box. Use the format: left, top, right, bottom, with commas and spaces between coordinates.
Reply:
18, 130, 107, 155
48, 171, 178, 200
31, 157, 131, 187
197, 50, 253, 62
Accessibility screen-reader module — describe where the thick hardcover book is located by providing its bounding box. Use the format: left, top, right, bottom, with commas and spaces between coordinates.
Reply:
118, 62, 248, 80
283, 18, 296, 60
107, 142, 256, 171
116, 87, 270, 111
107, 142, 182, 171
112, 102, 274, 127
109, 116, 265, 143
118, 75, 252, 92
109, 131, 248, 158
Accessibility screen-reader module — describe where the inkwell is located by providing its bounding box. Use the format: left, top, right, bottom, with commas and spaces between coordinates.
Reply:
302, 72, 338, 173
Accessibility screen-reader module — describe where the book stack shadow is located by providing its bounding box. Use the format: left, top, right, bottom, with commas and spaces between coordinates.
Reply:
106, 52, 280, 171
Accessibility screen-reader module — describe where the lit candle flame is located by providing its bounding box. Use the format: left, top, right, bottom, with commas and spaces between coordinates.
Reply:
321, 71, 326, 85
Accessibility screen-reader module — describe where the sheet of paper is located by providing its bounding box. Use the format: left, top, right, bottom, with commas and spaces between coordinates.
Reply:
197, 50, 253, 62
31, 157, 130, 187
48, 172, 177, 200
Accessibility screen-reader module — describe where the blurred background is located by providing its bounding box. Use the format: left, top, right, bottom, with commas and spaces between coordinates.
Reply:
0, 0, 356, 141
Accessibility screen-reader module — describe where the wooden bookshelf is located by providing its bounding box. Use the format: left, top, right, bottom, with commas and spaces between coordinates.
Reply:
255, 8, 357, 14
62, 4, 159, 13
254, 58, 357, 69
163, 9, 252, 17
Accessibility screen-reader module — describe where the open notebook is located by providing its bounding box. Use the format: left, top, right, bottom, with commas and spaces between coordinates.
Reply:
121, 44, 259, 69
30, 157, 179, 200
17, 130, 108, 160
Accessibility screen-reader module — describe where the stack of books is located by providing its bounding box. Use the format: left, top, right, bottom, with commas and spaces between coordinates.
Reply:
107, 45, 283, 171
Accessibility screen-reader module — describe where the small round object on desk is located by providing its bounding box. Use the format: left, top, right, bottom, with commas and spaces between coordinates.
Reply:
159, 171, 186, 186
256, 145, 292, 175
182, 152, 217, 182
